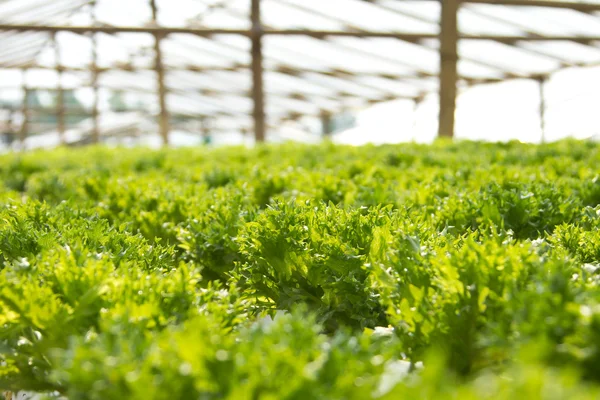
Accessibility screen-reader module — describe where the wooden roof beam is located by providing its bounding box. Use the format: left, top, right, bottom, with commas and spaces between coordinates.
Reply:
462, 0, 600, 12
2, 24, 599, 43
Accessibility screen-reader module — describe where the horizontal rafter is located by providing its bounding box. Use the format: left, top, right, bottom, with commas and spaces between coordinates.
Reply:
462, 0, 600, 12
0, 24, 251, 36
1, 23, 600, 44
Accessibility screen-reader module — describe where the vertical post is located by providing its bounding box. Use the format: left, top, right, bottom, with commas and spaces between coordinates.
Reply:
538, 76, 547, 144
251, 0, 266, 143
200, 116, 211, 145
412, 96, 423, 140
438, 0, 459, 139
3, 106, 15, 146
19, 70, 29, 149
7, 108, 14, 140
53, 33, 66, 145
320, 110, 333, 137
150, 0, 169, 146
90, 1, 100, 144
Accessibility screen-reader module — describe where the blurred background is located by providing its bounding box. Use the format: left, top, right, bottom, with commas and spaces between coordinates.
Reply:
1, 0, 600, 150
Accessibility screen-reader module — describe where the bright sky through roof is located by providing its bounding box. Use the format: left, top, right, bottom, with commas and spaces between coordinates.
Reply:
1, 0, 600, 146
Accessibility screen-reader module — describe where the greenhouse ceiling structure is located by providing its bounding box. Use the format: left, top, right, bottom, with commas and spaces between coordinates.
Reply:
1, 0, 600, 145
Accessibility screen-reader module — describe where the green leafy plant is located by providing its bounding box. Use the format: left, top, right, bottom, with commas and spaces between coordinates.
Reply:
0, 139, 600, 398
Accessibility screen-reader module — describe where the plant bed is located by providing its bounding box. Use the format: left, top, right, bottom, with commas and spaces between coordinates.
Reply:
1, 140, 600, 399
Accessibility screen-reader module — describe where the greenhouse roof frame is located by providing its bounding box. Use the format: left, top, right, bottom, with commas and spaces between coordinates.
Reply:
1, 0, 600, 145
